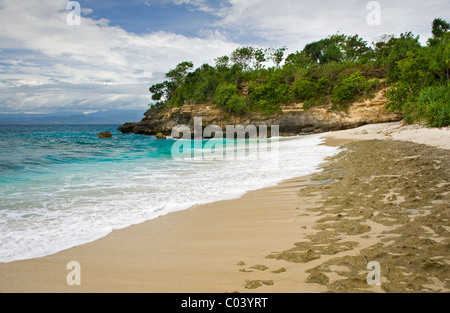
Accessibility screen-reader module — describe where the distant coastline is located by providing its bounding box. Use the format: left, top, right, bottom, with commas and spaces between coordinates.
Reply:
0, 110, 145, 126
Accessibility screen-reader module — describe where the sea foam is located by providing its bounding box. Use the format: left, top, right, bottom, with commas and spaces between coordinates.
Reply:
0, 126, 338, 262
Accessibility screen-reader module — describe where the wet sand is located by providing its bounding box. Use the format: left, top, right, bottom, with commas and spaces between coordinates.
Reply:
0, 121, 449, 293
276, 139, 449, 292
0, 175, 327, 293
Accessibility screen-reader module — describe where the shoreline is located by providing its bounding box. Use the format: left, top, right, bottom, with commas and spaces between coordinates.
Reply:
0, 121, 448, 293
0, 175, 329, 293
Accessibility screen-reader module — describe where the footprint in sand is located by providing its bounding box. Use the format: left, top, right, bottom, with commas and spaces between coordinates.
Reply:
244, 279, 274, 289
271, 267, 287, 274
250, 264, 268, 271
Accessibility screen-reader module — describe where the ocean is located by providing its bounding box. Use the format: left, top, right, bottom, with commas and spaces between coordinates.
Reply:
0, 125, 338, 263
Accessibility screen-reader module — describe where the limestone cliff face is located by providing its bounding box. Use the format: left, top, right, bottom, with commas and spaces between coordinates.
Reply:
118, 88, 402, 136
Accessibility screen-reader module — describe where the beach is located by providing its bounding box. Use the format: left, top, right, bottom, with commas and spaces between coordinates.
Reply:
0, 121, 449, 293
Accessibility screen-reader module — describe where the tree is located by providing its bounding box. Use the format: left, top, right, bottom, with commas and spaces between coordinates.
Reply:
372, 34, 394, 60
303, 37, 344, 63
341, 34, 371, 61
148, 61, 194, 107
303, 38, 331, 63
266, 46, 287, 67
231, 47, 255, 71
144, 19, 447, 126
165, 61, 194, 86
149, 83, 166, 102
253, 48, 267, 69
181, 64, 220, 104
321, 42, 343, 63
428, 18, 449, 81
285, 51, 314, 68
215, 55, 230, 70
230, 46, 271, 70
432, 18, 450, 39
380, 32, 421, 81
386, 19, 450, 126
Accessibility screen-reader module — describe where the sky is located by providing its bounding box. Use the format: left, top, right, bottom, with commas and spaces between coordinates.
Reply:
0, 0, 448, 114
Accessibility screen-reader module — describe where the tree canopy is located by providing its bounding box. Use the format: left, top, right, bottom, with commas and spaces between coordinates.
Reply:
149, 18, 449, 126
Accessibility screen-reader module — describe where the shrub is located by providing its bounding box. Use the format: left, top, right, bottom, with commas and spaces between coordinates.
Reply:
332, 70, 366, 103
416, 84, 450, 127
213, 83, 239, 107
225, 94, 249, 114
316, 77, 331, 93
247, 81, 286, 115
213, 83, 248, 114
289, 77, 316, 101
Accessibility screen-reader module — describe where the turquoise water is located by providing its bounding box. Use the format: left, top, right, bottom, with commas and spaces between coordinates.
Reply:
0, 125, 338, 262
0, 125, 172, 177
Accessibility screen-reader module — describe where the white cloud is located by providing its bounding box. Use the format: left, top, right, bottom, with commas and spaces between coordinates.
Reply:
0, 0, 238, 113
169, 0, 216, 12
0, 0, 448, 114
0, 82, 151, 113
81, 8, 93, 15
212, 0, 449, 49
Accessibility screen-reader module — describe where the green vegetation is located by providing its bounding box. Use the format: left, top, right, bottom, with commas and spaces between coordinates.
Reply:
386, 18, 450, 126
149, 18, 449, 126
415, 85, 450, 127
213, 83, 248, 114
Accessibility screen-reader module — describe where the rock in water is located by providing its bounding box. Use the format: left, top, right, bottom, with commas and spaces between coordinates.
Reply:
118, 123, 136, 134
98, 132, 112, 138
156, 132, 167, 140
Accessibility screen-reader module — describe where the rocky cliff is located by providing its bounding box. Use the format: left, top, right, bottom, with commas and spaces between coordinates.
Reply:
118, 88, 402, 137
